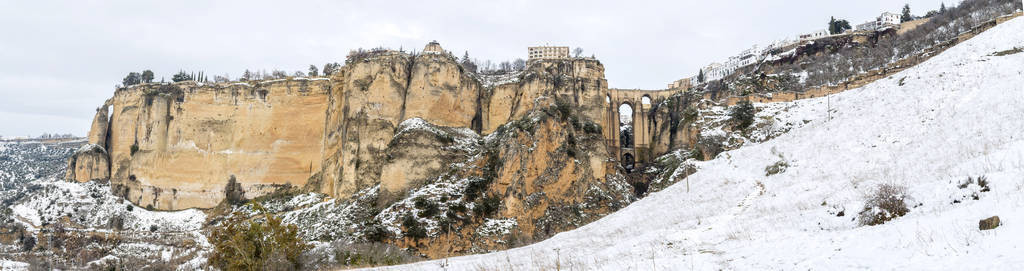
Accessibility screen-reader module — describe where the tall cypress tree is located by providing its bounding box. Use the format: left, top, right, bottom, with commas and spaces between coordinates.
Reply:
901, 4, 913, 23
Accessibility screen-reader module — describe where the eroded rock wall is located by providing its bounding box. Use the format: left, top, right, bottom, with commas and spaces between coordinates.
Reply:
105, 80, 331, 210
77, 50, 616, 211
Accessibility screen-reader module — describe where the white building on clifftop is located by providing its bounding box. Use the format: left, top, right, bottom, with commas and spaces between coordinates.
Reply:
528, 46, 569, 60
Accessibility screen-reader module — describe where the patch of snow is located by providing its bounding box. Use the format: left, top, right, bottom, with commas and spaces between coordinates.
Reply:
476, 218, 517, 236
0, 260, 29, 270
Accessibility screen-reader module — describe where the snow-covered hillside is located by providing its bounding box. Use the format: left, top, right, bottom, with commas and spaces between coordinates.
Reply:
380, 16, 1024, 270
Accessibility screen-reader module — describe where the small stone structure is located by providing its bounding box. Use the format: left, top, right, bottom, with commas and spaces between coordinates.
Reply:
423, 40, 444, 54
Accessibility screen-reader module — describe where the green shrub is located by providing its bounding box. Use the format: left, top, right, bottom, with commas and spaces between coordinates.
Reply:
401, 215, 427, 240
360, 222, 391, 243
730, 101, 755, 130
413, 197, 439, 218
474, 195, 502, 218
209, 203, 310, 270
582, 121, 602, 134
554, 98, 572, 120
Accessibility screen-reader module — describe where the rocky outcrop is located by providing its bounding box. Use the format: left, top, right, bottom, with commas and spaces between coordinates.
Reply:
105, 80, 331, 210
65, 144, 110, 182
980, 216, 1001, 230
379, 118, 479, 200
87, 103, 111, 147
379, 101, 632, 258
318, 49, 610, 202
482, 59, 608, 134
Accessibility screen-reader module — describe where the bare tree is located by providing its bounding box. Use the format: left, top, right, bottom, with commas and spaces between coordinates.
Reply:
573, 47, 584, 57
271, 70, 288, 79
512, 58, 526, 71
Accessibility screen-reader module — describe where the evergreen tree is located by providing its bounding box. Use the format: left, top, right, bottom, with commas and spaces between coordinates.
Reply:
122, 72, 141, 86
940, 3, 946, 13
172, 71, 192, 82
242, 70, 252, 81
460, 51, 478, 73
829, 17, 852, 34
901, 4, 913, 23
697, 69, 705, 83
308, 65, 319, 77
141, 70, 154, 83
729, 101, 756, 130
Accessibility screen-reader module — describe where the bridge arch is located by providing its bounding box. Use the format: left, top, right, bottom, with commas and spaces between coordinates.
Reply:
604, 88, 679, 170
618, 102, 634, 149
621, 152, 635, 172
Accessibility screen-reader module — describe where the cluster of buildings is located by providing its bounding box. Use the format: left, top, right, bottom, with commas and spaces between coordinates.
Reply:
667, 11, 903, 90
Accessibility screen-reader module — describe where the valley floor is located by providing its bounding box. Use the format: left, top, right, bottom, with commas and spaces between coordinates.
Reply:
375, 16, 1024, 270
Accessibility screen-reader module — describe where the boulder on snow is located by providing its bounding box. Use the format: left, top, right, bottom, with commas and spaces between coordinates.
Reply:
979, 216, 1001, 230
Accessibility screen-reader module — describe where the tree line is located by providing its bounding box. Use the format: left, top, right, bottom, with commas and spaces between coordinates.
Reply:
119, 62, 343, 87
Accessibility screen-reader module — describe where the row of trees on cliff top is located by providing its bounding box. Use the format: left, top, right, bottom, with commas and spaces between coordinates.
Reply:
120, 45, 589, 87
118, 62, 343, 87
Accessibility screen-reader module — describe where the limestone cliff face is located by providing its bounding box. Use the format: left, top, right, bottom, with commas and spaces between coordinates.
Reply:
104, 80, 331, 210
74, 46, 616, 212
387, 101, 632, 258
649, 92, 702, 156
482, 59, 608, 134
485, 105, 629, 244
87, 103, 111, 147
318, 51, 484, 200
65, 144, 110, 182
320, 52, 413, 200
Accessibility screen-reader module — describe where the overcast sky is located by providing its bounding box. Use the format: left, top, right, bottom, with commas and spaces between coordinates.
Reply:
0, 0, 952, 137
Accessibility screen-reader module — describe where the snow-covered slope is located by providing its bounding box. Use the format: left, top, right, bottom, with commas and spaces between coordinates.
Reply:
380, 16, 1024, 270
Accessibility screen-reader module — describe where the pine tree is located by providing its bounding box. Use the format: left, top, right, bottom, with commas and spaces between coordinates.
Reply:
901, 4, 913, 23
940, 3, 946, 13
829, 17, 836, 34
141, 70, 154, 83
697, 69, 705, 83
460, 51, 478, 73
122, 72, 141, 86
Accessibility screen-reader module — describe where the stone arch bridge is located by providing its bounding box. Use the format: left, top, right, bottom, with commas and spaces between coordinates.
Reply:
600, 88, 677, 171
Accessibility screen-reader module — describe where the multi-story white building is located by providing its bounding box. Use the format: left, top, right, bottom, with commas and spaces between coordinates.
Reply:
736, 45, 763, 67
857, 12, 902, 31
879, 12, 900, 26
528, 46, 569, 60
